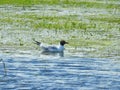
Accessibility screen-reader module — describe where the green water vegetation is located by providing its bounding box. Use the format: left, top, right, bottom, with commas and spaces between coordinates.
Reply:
0, 0, 120, 9
0, 0, 120, 59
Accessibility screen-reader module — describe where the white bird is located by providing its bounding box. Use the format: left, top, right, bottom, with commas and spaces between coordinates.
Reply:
34, 40, 68, 53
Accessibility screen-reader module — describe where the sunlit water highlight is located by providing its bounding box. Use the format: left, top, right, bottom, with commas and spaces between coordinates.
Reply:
0, 53, 120, 90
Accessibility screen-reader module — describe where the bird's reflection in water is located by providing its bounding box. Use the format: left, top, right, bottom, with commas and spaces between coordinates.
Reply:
41, 51, 64, 57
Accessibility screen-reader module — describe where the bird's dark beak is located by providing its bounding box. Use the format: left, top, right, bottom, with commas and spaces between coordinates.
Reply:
65, 42, 68, 44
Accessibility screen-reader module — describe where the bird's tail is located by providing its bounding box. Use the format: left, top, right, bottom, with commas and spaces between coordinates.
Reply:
33, 39, 41, 46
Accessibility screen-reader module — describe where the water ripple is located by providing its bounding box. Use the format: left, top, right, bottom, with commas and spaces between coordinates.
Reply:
0, 55, 120, 90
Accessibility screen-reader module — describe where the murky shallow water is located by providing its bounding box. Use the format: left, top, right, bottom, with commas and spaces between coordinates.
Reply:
0, 53, 120, 90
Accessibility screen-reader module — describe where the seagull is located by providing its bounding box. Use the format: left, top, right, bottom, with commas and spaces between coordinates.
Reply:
33, 40, 68, 53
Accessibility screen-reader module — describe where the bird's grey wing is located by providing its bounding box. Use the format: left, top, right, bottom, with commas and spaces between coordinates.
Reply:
41, 46, 49, 51
48, 46, 57, 49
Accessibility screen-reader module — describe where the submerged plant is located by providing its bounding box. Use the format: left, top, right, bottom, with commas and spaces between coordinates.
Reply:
0, 59, 7, 78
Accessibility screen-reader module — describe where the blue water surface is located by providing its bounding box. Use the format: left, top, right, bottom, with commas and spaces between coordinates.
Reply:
0, 54, 120, 90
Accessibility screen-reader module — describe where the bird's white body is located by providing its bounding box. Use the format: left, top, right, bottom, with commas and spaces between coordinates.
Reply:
40, 44, 65, 52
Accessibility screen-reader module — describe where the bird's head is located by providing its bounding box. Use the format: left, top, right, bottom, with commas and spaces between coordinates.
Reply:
60, 40, 68, 46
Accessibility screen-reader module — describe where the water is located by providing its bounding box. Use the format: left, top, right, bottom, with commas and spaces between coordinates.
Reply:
0, 54, 120, 90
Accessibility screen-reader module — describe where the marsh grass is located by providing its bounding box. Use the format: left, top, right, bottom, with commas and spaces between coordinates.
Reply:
1, 13, 119, 31
0, 0, 33, 6
0, 0, 120, 9
0, 13, 119, 46
87, 15, 120, 24
0, 0, 120, 58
